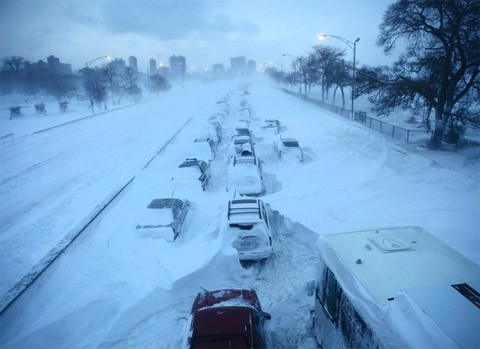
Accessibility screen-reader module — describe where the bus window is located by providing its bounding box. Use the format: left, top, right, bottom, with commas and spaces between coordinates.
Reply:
324, 268, 340, 322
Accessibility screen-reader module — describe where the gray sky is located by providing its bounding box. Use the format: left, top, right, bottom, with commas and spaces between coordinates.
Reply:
0, 0, 396, 72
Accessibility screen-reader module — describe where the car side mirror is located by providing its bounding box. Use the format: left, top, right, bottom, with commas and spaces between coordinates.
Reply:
262, 312, 272, 320
307, 280, 316, 297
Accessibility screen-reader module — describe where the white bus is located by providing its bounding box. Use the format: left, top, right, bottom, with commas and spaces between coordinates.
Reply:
307, 226, 480, 348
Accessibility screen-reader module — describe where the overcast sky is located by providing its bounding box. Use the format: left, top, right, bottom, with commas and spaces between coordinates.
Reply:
0, 0, 397, 73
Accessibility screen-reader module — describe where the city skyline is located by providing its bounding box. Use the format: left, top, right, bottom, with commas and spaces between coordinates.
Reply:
1, 0, 397, 72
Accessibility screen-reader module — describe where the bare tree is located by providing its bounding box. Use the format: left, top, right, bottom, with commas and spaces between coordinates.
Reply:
1, 56, 26, 72
358, 0, 480, 148
80, 68, 108, 112
285, 71, 301, 89
330, 59, 351, 108
265, 67, 285, 86
122, 67, 142, 101
101, 63, 121, 104
311, 46, 346, 101
149, 74, 171, 96
293, 56, 312, 96
0, 56, 27, 94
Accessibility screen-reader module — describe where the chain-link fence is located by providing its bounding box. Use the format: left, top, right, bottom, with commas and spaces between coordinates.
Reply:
282, 88, 431, 143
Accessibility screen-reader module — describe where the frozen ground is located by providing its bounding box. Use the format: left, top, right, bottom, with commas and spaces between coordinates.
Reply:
0, 77, 478, 348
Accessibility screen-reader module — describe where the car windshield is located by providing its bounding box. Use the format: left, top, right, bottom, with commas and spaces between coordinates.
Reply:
179, 161, 197, 168
235, 129, 249, 136
283, 140, 299, 147
234, 138, 249, 144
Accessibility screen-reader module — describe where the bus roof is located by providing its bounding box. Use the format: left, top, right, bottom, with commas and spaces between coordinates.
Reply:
319, 226, 480, 348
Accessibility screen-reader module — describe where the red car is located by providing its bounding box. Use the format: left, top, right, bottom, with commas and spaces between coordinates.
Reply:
187, 288, 271, 348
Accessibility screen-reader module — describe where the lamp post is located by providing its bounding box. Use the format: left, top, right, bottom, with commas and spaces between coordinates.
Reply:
282, 53, 297, 61
318, 34, 360, 119
85, 56, 111, 68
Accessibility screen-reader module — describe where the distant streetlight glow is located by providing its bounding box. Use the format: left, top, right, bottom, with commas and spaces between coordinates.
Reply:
318, 33, 360, 118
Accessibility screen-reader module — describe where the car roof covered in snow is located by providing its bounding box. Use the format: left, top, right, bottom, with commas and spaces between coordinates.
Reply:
318, 226, 480, 348
191, 288, 262, 313
227, 199, 263, 223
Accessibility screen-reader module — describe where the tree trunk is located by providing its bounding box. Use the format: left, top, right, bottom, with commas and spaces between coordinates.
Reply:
321, 78, 325, 101
430, 108, 449, 149
340, 86, 345, 109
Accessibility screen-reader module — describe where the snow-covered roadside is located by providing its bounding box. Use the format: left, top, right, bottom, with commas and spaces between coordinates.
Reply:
0, 79, 478, 348
0, 80, 239, 298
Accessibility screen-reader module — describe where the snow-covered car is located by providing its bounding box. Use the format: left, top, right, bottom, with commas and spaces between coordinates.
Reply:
232, 134, 252, 154
186, 288, 271, 348
135, 198, 189, 241
234, 126, 250, 137
232, 127, 252, 153
239, 143, 254, 157
171, 158, 210, 193
226, 198, 273, 260
206, 120, 222, 143
227, 155, 263, 196
237, 107, 251, 122
263, 119, 281, 134
191, 137, 217, 163
274, 137, 303, 162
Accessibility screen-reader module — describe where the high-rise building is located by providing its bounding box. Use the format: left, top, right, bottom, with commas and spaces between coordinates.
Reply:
169, 55, 186, 78
230, 56, 247, 73
30, 60, 49, 72
129, 56, 138, 72
149, 59, 157, 75
47, 55, 72, 75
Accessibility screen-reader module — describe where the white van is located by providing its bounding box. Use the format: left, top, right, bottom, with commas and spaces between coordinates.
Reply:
307, 226, 480, 349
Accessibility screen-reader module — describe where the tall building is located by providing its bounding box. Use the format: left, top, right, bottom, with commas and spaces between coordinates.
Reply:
230, 56, 247, 73
30, 60, 49, 72
169, 55, 186, 79
47, 55, 72, 75
129, 56, 138, 72
149, 59, 157, 75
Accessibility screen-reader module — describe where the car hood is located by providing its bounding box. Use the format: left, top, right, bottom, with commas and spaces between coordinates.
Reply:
135, 226, 175, 241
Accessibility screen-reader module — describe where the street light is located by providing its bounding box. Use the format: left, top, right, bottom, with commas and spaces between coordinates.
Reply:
85, 56, 111, 68
318, 34, 360, 118
282, 53, 297, 60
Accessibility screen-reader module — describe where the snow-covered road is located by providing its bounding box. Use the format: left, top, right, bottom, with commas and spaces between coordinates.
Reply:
0, 79, 478, 348
0, 81, 235, 297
